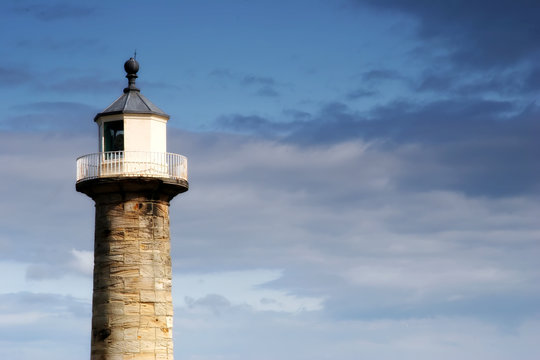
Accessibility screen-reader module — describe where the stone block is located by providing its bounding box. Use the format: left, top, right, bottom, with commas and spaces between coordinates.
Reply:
139, 265, 155, 278
138, 226, 153, 238
154, 241, 170, 253
153, 204, 168, 217
109, 228, 125, 238
122, 277, 139, 290
109, 315, 140, 328
93, 290, 111, 305
123, 202, 138, 213
110, 241, 139, 254
96, 254, 124, 264
94, 301, 124, 316
108, 290, 140, 302
153, 217, 165, 238
156, 279, 172, 291
91, 315, 109, 328
155, 353, 169, 360
138, 215, 153, 228
155, 338, 172, 352
142, 202, 154, 215
140, 302, 155, 315
123, 327, 139, 341
124, 302, 140, 315
155, 279, 172, 291
139, 340, 156, 352
109, 215, 137, 229
156, 353, 173, 360
140, 315, 166, 328
157, 327, 171, 339
137, 327, 156, 341
148, 253, 170, 265
123, 227, 140, 240
108, 340, 140, 354
110, 265, 139, 278
109, 327, 124, 341
90, 339, 107, 352
140, 242, 159, 252
101, 354, 123, 360
94, 241, 110, 255
140, 290, 156, 302
155, 291, 172, 303
138, 277, 157, 291
128, 353, 158, 360
139, 253, 156, 265
151, 266, 165, 279
104, 276, 126, 290
154, 302, 173, 316
109, 302, 125, 315
124, 253, 143, 265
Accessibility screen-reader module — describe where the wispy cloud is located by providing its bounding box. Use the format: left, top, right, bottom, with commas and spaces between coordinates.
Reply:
214, 97, 539, 198
0, 66, 32, 86
361, 69, 404, 83
356, 0, 540, 69
241, 75, 276, 86
10, 2, 95, 21
346, 87, 377, 100
210, 68, 282, 97
3, 101, 97, 132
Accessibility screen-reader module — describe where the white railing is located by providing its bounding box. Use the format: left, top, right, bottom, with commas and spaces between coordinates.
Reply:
76, 151, 188, 182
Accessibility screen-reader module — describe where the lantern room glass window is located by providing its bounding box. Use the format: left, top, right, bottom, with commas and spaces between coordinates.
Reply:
104, 121, 124, 152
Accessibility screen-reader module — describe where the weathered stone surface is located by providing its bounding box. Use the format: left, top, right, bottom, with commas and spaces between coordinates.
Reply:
140, 302, 155, 315
90, 191, 175, 359
138, 327, 156, 340
124, 327, 139, 341
154, 302, 173, 316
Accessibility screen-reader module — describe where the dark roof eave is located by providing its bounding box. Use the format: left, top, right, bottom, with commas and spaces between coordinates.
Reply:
94, 110, 170, 122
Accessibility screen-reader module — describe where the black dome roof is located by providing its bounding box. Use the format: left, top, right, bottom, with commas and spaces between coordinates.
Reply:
94, 57, 169, 121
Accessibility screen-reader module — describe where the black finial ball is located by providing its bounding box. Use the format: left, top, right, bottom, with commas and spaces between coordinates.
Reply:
124, 57, 139, 75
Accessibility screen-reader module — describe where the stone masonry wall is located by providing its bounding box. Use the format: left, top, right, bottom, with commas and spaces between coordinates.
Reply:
91, 192, 174, 360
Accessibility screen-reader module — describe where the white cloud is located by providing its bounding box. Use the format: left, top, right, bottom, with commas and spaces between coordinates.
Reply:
174, 269, 324, 312
0, 260, 91, 301
0, 130, 539, 359
69, 248, 93, 276
174, 308, 540, 360
0, 311, 50, 326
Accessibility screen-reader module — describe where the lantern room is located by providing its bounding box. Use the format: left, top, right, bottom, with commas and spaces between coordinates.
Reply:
95, 57, 168, 154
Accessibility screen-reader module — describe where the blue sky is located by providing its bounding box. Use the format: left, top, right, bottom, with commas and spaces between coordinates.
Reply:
0, 0, 539, 359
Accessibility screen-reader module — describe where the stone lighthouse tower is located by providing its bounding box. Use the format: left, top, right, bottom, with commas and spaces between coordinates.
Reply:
76, 57, 188, 360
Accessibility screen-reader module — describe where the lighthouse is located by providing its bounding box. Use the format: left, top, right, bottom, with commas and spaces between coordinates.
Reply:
76, 57, 188, 360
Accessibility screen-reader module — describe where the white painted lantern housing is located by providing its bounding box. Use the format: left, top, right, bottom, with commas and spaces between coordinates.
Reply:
75, 57, 187, 182
96, 57, 168, 154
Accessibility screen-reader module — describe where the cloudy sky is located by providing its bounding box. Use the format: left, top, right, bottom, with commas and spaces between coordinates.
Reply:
1, 0, 539, 359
